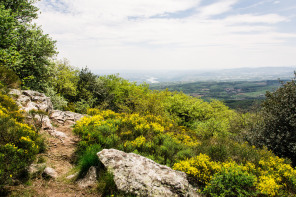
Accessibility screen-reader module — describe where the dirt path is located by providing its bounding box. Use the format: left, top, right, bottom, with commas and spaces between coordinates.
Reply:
9, 120, 99, 197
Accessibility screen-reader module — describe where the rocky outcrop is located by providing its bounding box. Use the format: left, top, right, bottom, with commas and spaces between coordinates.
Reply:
50, 110, 85, 125
9, 89, 84, 137
97, 149, 200, 197
9, 89, 53, 112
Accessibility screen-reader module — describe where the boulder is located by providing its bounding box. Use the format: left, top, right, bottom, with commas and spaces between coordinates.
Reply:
77, 166, 97, 188
97, 149, 199, 197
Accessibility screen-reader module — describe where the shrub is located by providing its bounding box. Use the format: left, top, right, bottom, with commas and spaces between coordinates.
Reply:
44, 87, 68, 110
173, 154, 221, 186
254, 75, 296, 165
74, 109, 198, 166
78, 144, 102, 177
203, 165, 257, 197
0, 110, 42, 188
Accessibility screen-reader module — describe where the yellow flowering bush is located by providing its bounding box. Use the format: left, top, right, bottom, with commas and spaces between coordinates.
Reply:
256, 175, 281, 196
174, 153, 296, 196
76, 104, 296, 196
173, 154, 221, 185
256, 156, 296, 195
0, 91, 43, 188
75, 109, 199, 165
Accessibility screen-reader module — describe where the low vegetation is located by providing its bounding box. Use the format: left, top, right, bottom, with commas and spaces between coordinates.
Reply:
0, 88, 44, 193
1, 0, 296, 196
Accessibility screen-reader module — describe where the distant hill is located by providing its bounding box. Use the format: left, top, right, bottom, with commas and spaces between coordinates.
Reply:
94, 67, 296, 84
150, 79, 287, 111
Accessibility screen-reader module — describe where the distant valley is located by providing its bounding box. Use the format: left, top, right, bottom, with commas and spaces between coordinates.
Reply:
95, 66, 295, 84
95, 67, 295, 110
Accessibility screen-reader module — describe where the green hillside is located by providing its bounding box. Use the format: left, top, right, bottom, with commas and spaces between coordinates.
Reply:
1, 1, 296, 196
150, 80, 285, 111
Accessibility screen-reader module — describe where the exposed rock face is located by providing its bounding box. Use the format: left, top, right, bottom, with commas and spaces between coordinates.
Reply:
50, 110, 85, 125
77, 166, 97, 188
97, 149, 199, 197
10, 89, 85, 131
9, 89, 53, 112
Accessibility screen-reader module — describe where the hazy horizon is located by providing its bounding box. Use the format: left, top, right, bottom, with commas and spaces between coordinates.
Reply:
36, 0, 296, 70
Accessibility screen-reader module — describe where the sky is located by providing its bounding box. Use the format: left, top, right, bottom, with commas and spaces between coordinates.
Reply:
35, 0, 296, 70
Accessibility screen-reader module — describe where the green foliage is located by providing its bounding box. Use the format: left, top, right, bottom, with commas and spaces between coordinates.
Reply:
203, 165, 257, 197
74, 110, 198, 166
164, 92, 236, 137
0, 0, 39, 23
48, 59, 79, 100
0, 66, 21, 89
0, 0, 57, 91
151, 80, 282, 111
76, 67, 99, 105
0, 91, 43, 189
72, 78, 296, 196
0, 4, 20, 68
97, 171, 118, 196
44, 86, 68, 110
13, 24, 57, 91
253, 75, 296, 165
78, 144, 102, 177
195, 137, 274, 164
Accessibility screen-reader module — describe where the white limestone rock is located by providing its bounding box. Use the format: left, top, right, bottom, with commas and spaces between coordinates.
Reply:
97, 149, 200, 197
50, 110, 85, 125
43, 167, 58, 179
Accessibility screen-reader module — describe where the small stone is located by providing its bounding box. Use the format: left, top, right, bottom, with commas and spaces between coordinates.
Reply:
43, 167, 58, 179
66, 172, 79, 180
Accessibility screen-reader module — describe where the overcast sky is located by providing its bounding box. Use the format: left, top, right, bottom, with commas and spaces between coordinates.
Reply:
35, 0, 296, 70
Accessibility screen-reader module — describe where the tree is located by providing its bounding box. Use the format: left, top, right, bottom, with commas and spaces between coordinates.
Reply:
0, 4, 20, 68
0, 0, 57, 91
48, 59, 79, 100
256, 74, 296, 164
14, 24, 57, 90
0, 0, 39, 23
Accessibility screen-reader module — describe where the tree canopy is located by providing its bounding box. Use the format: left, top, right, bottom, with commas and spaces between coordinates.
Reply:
256, 75, 296, 164
0, 0, 57, 91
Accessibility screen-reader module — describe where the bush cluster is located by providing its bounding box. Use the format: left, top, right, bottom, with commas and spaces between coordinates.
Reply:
0, 91, 43, 190
74, 109, 198, 166
174, 154, 296, 196
73, 105, 296, 196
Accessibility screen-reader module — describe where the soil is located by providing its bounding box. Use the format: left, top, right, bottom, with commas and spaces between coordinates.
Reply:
8, 120, 100, 197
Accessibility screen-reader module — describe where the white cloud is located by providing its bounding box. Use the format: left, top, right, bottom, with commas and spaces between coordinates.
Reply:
197, 0, 238, 18
223, 14, 289, 24
35, 0, 296, 70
